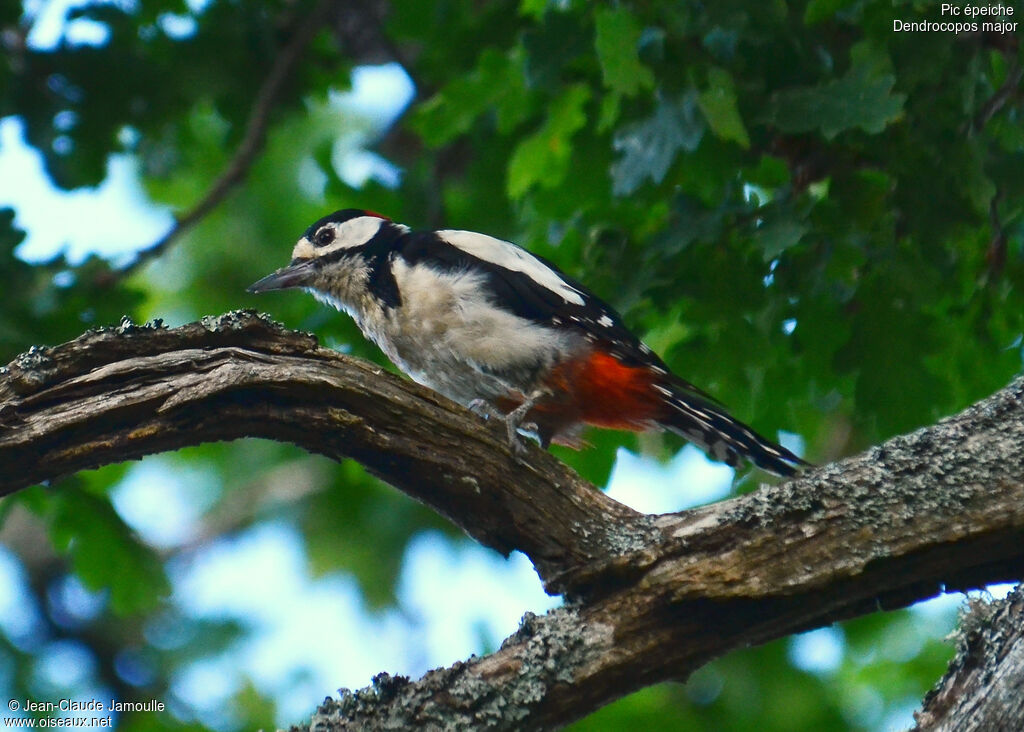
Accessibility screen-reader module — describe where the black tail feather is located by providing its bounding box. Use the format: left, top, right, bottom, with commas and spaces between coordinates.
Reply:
654, 384, 806, 477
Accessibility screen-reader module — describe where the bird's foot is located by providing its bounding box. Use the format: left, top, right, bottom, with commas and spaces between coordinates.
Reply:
467, 398, 531, 453
467, 398, 502, 421
502, 389, 550, 456
469, 393, 548, 456
504, 417, 542, 456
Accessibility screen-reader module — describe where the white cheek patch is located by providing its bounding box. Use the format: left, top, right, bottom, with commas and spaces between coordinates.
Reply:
318, 216, 386, 255
437, 230, 585, 306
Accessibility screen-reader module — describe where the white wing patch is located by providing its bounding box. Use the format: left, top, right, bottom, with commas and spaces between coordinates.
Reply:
437, 229, 585, 306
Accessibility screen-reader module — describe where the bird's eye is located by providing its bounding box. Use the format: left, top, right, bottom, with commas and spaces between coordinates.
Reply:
314, 228, 334, 247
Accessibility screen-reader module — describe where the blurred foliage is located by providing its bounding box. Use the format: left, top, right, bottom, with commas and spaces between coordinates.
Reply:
1, 0, 1022, 728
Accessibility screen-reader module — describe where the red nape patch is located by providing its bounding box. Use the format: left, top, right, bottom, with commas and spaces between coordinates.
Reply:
362, 210, 391, 221
547, 351, 664, 430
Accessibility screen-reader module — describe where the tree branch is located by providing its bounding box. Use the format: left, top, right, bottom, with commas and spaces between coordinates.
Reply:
2, 312, 1023, 728
913, 586, 1024, 731
119, 0, 334, 276
967, 56, 1023, 135
0, 312, 651, 595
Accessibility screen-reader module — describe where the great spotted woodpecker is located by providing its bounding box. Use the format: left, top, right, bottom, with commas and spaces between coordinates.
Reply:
249, 209, 805, 476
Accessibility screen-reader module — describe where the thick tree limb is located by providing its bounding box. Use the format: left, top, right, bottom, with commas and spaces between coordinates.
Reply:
1, 312, 1023, 729
0, 312, 651, 594
913, 587, 1024, 731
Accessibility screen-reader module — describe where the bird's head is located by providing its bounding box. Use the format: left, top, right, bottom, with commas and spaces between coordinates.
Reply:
247, 209, 399, 295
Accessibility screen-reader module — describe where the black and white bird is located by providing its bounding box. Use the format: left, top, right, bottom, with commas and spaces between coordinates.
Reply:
248, 209, 805, 475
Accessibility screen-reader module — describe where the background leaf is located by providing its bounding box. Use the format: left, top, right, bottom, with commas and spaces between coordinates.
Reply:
697, 68, 750, 148
594, 8, 655, 97
762, 63, 906, 139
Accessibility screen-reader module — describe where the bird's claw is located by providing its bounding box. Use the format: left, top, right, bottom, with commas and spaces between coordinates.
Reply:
467, 398, 499, 421
504, 417, 541, 455
468, 395, 545, 456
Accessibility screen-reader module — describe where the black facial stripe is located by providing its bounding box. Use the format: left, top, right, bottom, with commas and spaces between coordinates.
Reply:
368, 253, 402, 308
316, 243, 365, 266
364, 224, 409, 309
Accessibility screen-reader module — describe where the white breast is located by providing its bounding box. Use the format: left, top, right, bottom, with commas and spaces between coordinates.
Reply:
364, 259, 580, 404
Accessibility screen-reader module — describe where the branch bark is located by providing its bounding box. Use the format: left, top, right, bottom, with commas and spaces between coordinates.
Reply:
0, 312, 650, 594
1, 312, 1023, 729
914, 587, 1024, 732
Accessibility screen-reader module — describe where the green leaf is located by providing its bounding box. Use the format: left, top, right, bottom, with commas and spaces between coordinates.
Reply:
611, 92, 705, 196
594, 8, 655, 96
412, 49, 530, 147
598, 92, 621, 132
838, 283, 950, 437
302, 460, 450, 608
697, 68, 750, 148
756, 219, 809, 260
47, 484, 170, 615
522, 12, 591, 90
762, 63, 906, 139
744, 155, 791, 189
804, 0, 854, 25
508, 84, 590, 198
520, 0, 548, 20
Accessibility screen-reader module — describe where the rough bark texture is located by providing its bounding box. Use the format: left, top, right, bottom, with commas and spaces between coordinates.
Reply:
913, 587, 1024, 732
1, 311, 1022, 730
0, 311, 652, 595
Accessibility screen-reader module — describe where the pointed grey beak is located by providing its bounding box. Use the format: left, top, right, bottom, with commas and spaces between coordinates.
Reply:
247, 259, 317, 293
